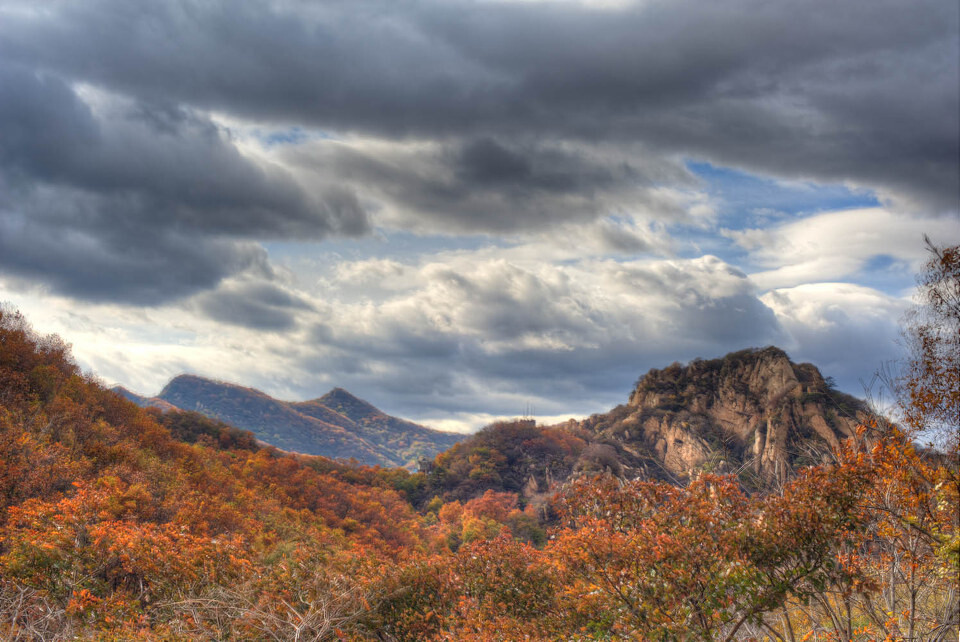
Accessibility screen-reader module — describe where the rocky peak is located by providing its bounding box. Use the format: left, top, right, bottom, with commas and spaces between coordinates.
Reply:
316, 387, 383, 423
582, 347, 871, 486
630, 347, 800, 409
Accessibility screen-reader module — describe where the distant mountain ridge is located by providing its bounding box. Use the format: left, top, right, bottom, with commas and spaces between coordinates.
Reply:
115, 347, 871, 483
112, 375, 462, 467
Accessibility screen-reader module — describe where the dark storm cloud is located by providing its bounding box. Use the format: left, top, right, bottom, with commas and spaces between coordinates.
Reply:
1, 0, 955, 213
0, 198, 271, 304
285, 137, 665, 232
0, 0, 956, 309
194, 281, 314, 330
451, 138, 636, 195
455, 139, 533, 186
0, 62, 370, 302
0, 63, 369, 238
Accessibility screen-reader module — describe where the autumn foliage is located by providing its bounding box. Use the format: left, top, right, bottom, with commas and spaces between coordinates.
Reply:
0, 242, 957, 641
0, 307, 430, 639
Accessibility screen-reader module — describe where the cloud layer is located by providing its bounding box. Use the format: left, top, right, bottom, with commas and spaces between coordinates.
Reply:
1, 0, 956, 296
8, 204, 951, 430
2, 0, 955, 202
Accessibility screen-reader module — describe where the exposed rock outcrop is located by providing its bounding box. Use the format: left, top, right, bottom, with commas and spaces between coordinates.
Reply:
576, 347, 871, 485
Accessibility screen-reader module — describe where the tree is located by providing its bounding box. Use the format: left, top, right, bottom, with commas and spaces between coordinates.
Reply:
850, 238, 960, 640
898, 238, 959, 449
803, 239, 960, 642
551, 469, 873, 641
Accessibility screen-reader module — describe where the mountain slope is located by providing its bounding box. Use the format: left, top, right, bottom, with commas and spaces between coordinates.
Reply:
0, 307, 429, 639
295, 388, 462, 466
154, 375, 461, 467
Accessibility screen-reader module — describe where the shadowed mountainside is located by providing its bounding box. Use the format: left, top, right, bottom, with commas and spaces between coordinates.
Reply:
115, 375, 462, 467
293, 388, 463, 467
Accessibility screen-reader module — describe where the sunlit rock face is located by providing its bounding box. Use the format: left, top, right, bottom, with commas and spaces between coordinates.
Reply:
577, 347, 870, 485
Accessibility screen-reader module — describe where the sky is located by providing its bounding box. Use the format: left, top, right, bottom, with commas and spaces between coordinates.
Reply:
0, 0, 957, 432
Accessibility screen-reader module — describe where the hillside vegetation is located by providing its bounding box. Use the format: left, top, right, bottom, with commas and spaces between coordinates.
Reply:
0, 308, 433, 639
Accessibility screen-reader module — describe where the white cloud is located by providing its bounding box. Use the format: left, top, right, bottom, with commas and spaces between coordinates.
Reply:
761, 282, 908, 393
726, 208, 960, 290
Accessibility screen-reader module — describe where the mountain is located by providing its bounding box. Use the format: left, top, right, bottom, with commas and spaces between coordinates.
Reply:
149, 375, 461, 467
293, 388, 462, 466
573, 346, 871, 485
423, 347, 872, 502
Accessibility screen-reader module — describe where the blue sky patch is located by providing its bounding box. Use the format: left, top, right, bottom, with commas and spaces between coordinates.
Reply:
687, 162, 880, 229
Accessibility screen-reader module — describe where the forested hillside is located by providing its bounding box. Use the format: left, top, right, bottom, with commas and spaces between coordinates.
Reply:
0, 244, 956, 640
0, 307, 438, 639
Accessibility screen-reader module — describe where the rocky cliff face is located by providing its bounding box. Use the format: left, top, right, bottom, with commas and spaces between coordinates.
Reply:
576, 347, 871, 485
